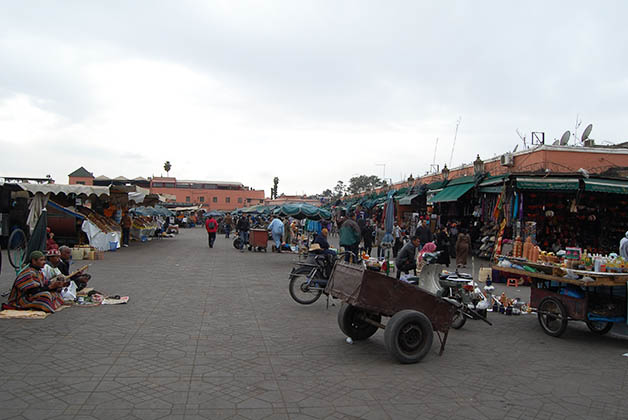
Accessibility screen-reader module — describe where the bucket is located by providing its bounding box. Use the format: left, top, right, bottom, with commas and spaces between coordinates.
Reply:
109, 241, 118, 251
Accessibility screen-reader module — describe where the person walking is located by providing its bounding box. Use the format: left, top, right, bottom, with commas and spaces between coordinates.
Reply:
223, 213, 233, 238
392, 222, 402, 258
205, 215, 218, 248
339, 212, 361, 262
283, 218, 292, 245
267, 217, 285, 252
121, 211, 132, 247
375, 223, 386, 258
236, 215, 250, 252
435, 226, 451, 267
455, 228, 472, 268
415, 218, 433, 248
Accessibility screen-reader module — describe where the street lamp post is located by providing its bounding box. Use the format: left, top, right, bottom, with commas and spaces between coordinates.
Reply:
375, 163, 386, 182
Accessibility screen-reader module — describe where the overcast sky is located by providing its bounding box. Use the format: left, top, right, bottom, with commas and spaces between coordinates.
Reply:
1, 1, 627, 196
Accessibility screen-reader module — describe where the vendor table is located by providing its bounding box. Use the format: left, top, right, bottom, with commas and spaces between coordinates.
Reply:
493, 261, 627, 337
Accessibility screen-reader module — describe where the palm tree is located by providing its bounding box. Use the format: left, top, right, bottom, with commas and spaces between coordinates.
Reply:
164, 161, 172, 176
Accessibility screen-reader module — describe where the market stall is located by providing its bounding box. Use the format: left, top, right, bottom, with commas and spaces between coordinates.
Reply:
493, 256, 627, 337
78, 206, 122, 251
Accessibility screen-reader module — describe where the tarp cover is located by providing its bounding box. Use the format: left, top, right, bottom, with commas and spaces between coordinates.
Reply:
81, 220, 121, 251
583, 178, 628, 194
17, 183, 110, 197
398, 194, 419, 205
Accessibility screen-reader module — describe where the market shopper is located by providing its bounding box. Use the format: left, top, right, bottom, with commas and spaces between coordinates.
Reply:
121, 212, 132, 247
620, 231, 628, 259
267, 216, 285, 252
362, 220, 374, 256
339, 212, 361, 263
395, 236, 421, 279
205, 215, 219, 248
435, 227, 451, 267
455, 228, 472, 268
236, 215, 250, 252
415, 218, 433, 247
283, 218, 292, 245
375, 223, 386, 258
4, 251, 66, 313
392, 222, 403, 258
223, 214, 233, 238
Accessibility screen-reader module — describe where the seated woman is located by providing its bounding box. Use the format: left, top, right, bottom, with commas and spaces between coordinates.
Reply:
6, 251, 66, 313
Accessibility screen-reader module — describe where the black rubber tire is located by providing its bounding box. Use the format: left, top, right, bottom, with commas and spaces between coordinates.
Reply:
288, 267, 323, 305
8, 228, 27, 269
537, 297, 568, 337
451, 309, 467, 329
233, 238, 242, 249
585, 319, 613, 335
384, 310, 434, 364
337, 304, 381, 341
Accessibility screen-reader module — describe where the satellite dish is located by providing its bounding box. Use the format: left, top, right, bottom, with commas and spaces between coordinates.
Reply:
581, 124, 593, 141
552, 140, 559, 145
559, 130, 570, 146
512, 144, 518, 153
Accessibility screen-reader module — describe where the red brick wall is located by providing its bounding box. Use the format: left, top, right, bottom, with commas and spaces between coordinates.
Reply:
68, 176, 94, 185
150, 185, 265, 210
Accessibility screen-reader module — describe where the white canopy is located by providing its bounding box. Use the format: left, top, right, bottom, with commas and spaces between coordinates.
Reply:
15, 183, 110, 197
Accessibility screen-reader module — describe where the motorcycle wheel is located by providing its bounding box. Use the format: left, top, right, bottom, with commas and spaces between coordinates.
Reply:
289, 267, 323, 305
451, 309, 467, 329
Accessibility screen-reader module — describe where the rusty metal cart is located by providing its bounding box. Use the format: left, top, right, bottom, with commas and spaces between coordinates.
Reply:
249, 228, 269, 252
326, 262, 458, 364
494, 263, 627, 337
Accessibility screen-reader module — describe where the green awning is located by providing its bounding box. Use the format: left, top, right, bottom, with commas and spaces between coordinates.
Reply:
515, 177, 579, 191
479, 186, 504, 194
583, 178, 628, 194
398, 194, 419, 205
428, 182, 474, 203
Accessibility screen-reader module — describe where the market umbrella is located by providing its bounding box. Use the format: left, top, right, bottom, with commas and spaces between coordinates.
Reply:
204, 210, 224, 217
26, 209, 48, 260
273, 203, 331, 221
381, 191, 395, 275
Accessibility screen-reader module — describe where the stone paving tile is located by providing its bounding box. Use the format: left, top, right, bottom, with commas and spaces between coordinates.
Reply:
2, 228, 628, 420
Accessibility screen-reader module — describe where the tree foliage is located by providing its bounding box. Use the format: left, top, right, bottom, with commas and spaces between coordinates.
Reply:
163, 161, 172, 176
333, 180, 346, 198
347, 175, 386, 194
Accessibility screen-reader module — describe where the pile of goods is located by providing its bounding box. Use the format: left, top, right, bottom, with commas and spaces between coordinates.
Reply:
71, 245, 104, 261
132, 215, 158, 229
476, 222, 498, 259
78, 207, 121, 233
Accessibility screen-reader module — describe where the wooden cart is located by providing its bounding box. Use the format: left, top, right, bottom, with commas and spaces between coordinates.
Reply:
248, 229, 268, 252
493, 262, 627, 337
326, 262, 457, 364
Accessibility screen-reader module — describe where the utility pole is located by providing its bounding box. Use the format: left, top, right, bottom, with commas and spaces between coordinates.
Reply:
449, 116, 462, 168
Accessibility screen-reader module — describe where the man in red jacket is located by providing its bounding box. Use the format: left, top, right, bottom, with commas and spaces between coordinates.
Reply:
205, 216, 219, 248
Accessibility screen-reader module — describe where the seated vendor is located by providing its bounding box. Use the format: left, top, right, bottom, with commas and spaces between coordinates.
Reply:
5, 251, 66, 313
313, 228, 337, 258
42, 249, 64, 282
58, 246, 91, 290
395, 236, 421, 280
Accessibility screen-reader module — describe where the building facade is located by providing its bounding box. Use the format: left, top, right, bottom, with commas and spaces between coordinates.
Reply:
69, 168, 265, 210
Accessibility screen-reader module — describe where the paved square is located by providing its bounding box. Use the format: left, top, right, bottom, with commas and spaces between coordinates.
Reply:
1, 228, 627, 420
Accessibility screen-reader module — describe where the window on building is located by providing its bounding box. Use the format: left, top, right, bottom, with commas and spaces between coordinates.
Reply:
212, 197, 218, 203
152, 182, 164, 188
186, 196, 190, 202
238, 197, 243, 203
75, 181, 85, 185
199, 197, 205, 203
226, 197, 231, 203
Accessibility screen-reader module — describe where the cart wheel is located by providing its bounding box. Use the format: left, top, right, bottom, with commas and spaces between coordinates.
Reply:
451, 309, 466, 329
384, 310, 434, 364
585, 319, 613, 335
337, 304, 381, 341
8, 228, 27, 269
233, 238, 242, 249
288, 268, 323, 305
263, 247, 267, 253
537, 297, 568, 337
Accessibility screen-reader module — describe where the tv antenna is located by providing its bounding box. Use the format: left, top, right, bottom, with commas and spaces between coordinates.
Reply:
516, 129, 527, 149
573, 114, 582, 144
430, 138, 439, 173
559, 130, 571, 146
449, 116, 462, 167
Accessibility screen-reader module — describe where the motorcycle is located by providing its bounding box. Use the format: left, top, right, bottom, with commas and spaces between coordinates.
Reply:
288, 251, 355, 305
405, 252, 492, 329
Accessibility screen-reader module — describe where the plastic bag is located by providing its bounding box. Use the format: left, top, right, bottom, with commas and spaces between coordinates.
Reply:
60, 281, 77, 302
